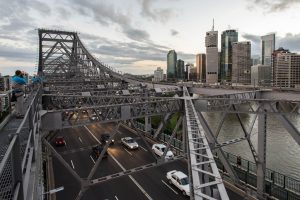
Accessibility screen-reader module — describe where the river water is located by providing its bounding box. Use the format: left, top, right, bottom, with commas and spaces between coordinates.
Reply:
194, 103, 300, 180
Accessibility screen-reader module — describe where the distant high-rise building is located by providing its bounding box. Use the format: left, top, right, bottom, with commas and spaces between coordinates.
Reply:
261, 34, 275, 66
252, 56, 261, 66
185, 63, 194, 80
195, 54, 206, 82
153, 67, 164, 82
0, 75, 11, 91
251, 65, 272, 86
167, 50, 177, 80
205, 22, 218, 83
272, 48, 300, 88
232, 41, 251, 84
176, 59, 185, 80
220, 29, 238, 82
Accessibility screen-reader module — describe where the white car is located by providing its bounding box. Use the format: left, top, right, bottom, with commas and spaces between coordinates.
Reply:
121, 137, 139, 149
152, 144, 174, 159
166, 170, 190, 196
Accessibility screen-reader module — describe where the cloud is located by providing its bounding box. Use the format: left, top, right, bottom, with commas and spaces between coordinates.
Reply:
248, 0, 300, 12
0, 43, 35, 61
242, 33, 261, 55
278, 33, 300, 52
170, 29, 179, 36
69, 0, 150, 42
242, 33, 260, 43
138, 0, 174, 23
241, 32, 300, 55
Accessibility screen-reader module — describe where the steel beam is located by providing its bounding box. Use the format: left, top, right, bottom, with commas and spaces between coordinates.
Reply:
183, 87, 229, 200
256, 103, 267, 199
270, 103, 300, 145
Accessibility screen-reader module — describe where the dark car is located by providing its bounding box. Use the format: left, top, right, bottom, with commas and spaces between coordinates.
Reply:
92, 145, 108, 158
100, 133, 114, 145
54, 136, 66, 146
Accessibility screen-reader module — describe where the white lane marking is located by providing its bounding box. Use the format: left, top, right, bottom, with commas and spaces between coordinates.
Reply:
114, 196, 119, 200
78, 137, 83, 143
108, 151, 153, 200
90, 155, 96, 164
139, 145, 148, 152
124, 148, 132, 156
84, 126, 101, 144
161, 180, 178, 195
70, 160, 75, 169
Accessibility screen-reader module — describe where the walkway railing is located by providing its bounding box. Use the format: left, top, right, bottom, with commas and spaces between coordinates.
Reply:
131, 120, 300, 200
0, 86, 43, 200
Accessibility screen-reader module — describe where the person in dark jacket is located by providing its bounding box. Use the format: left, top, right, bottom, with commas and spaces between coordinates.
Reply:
12, 70, 27, 118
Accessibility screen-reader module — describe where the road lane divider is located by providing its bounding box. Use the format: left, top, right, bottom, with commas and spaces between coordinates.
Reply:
161, 180, 178, 195
124, 148, 132, 156
114, 196, 119, 200
84, 125, 102, 144
108, 150, 153, 200
139, 145, 148, 152
90, 155, 96, 164
78, 137, 83, 143
70, 160, 75, 169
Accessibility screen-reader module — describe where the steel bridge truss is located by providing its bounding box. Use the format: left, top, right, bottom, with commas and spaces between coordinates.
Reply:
41, 95, 182, 129
38, 29, 128, 84
183, 87, 229, 200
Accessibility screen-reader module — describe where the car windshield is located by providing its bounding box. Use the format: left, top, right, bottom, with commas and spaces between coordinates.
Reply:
102, 135, 110, 139
127, 139, 135, 143
161, 147, 165, 152
180, 177, 189, 185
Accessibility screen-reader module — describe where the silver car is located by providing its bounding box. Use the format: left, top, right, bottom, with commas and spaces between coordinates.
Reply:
121, 137, 139, 149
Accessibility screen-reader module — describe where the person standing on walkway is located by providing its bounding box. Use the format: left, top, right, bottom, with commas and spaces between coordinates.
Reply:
12, 70, 27, 118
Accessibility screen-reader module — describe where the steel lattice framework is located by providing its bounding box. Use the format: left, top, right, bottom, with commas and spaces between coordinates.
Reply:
2, 29, 300, 200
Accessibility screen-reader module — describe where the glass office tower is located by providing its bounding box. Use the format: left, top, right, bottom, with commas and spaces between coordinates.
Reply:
261, 34, 275, 66
220, 29, 238, 82
167, 50, 177, 80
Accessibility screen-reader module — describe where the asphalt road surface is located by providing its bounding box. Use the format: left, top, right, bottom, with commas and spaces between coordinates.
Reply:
51, 123, 242, 200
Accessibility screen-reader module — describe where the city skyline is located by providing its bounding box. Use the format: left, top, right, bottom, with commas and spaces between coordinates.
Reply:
1, 0, 300, 75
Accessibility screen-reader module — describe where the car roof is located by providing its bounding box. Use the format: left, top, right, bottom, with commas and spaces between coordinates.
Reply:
154, 144, 166, 148
101, 133, 110, 137
172, 171, 188, 179
55, 136, 64, 139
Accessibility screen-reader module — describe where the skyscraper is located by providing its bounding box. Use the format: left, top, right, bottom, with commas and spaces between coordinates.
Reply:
167, 50, 177, 80
272, 48, 300, 88
261, 34, 275, 66
196, 54, 206, 82
205, 22, 218, 84
220, 29, 238, 82
153, 67, 164, 82
176, 59, 185, 80
232, 41, 251, 84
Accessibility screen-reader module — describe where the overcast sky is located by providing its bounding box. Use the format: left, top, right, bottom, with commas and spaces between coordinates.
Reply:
1, 0, 300, 75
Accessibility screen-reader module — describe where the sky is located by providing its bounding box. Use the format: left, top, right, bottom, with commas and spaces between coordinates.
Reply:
1, 0, 300, 75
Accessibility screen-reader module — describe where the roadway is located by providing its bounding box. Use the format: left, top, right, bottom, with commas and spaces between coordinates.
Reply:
51, 123, 189, 200
51, 123, 242, 200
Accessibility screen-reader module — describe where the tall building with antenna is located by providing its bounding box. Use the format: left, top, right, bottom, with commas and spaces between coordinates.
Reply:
205, 19, 219, 83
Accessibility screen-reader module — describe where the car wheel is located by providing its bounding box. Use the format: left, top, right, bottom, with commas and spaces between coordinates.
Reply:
182, 191, 186, 196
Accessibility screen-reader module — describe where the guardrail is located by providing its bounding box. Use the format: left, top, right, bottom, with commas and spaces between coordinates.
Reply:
131, 120, 300, 200
0, 86, 43, 200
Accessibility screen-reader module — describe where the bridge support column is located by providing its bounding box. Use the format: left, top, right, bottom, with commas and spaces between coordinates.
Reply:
145, 116, 151, 133
257, 103, 267, 199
